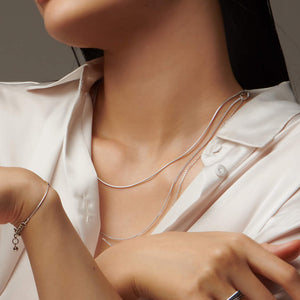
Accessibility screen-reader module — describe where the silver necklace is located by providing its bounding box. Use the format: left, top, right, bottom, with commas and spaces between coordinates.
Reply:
93, 88, 250, 245
174, 96, 247, 200
96, 90, 249, 189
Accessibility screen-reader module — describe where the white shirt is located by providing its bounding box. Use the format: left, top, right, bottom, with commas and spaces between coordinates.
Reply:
0, 57, 299, 299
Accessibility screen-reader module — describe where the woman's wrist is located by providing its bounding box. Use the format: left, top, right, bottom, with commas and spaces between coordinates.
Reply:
9, 169, 59, 228
96, 240, 138, 299
11, 180, 61, 251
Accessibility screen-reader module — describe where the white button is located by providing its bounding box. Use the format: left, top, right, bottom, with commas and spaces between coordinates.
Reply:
215, 164, 227, 178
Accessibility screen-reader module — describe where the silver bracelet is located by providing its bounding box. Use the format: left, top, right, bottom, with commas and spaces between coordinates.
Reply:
12, 182, 50, 251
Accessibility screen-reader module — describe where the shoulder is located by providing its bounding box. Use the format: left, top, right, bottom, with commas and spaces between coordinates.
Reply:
0, 57, 104, 117
0, 77, 82, 167
215, 81, 300, 194
0, 79, 79, 112
217, 81, 300, 149
0, 80, 81, 148
255, 81, 300, 151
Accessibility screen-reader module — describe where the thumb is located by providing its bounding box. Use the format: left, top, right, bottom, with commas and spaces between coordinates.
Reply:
261, 240, 300, 262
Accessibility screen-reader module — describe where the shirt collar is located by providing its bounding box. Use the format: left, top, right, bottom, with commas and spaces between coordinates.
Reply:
27, 60, 300, 149
217, 82, 300, 148
26, 56, 104, 92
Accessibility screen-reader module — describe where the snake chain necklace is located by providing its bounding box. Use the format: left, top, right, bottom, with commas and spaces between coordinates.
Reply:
91, 83, 250, 245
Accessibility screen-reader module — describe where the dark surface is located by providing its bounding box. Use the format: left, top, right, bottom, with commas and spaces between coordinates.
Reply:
219, 0, 289, 89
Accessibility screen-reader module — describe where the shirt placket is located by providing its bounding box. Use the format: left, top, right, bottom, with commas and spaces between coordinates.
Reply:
151, 137, 255, 234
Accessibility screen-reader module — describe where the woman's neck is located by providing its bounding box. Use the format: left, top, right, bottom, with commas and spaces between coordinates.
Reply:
92, 0, 242, 151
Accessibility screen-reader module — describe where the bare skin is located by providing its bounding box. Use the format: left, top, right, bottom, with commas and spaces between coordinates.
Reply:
5, 0, 296, 298
96, 232, 300, 300
37, 0, 245, 254
0, 167, 299, 299
92, 0, 243, 254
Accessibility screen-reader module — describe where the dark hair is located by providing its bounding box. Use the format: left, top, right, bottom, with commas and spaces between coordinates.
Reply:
80, 0, 289, 89
80, 48, 103, 61
219, 0, 288, 89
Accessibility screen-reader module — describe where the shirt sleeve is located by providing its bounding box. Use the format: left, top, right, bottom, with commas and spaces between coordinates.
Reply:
253, 189, 300, 299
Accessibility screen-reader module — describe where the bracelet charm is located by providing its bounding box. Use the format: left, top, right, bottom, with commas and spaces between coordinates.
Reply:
12, 222, 26, 250
12, 182, 50, 251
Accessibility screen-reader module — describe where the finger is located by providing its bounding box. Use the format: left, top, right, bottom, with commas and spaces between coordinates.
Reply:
187, 268, 244, 300
228, 262, 275, 300
245, 239, 300, 300
202, 275, 241, 300
261, 240, 300, 262
213, 286, 244, 300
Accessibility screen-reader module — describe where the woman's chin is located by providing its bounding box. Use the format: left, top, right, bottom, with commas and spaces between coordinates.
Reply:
43, 13, 95, 48
40, 0, 144, 49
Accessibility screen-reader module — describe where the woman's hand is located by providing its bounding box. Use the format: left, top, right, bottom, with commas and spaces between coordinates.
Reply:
0, 166, 47, 227
96, 232, 300, 300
